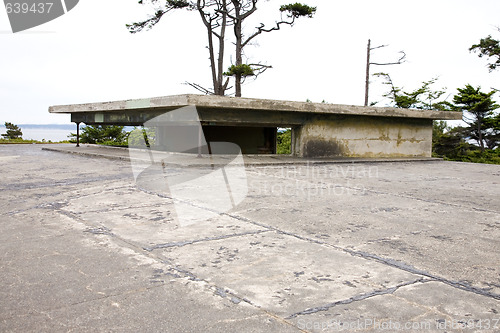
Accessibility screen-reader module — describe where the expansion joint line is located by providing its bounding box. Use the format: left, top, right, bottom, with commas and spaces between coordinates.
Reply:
143, 229, 271, 251
344, 249, 500, 301
286, 278, 429, 319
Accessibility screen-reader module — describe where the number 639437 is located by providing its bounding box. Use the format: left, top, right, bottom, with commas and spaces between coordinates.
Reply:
5, 2, 54, 14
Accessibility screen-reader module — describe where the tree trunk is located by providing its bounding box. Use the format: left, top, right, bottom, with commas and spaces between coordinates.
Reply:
207, 26, 219, 95
364, 39, 371, 106
216, 0, 227, 95
198, 1, 227, 96
478, 119, 485, 152
234, 3, 243, 97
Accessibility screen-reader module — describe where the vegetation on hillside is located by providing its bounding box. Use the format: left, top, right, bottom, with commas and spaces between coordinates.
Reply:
1, 122, 23, 140
277, 128, 292, 154
69, 125, 128, 146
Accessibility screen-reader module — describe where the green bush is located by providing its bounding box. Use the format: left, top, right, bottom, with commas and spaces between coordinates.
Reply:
1, 122, 23, 140
70, 125, 128, 145
127, 127, 156, 147
277, 128, 291, 154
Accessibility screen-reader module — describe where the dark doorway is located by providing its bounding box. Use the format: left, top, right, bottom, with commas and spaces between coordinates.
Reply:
202, 126, 277, 154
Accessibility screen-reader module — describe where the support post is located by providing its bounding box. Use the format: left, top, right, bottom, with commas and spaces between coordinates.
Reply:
197, 125, 203, 158
76, 122, 80, 147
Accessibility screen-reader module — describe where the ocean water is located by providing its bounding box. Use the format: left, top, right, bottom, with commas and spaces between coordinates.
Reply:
0, 125, 76, 142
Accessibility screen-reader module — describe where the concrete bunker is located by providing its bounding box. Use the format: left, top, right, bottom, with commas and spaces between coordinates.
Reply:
49, 94, 462, 158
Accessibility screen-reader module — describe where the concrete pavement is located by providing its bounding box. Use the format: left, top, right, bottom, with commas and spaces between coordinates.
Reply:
1, 144, 499, 332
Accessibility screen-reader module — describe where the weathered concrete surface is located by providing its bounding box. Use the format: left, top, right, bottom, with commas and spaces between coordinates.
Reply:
49, 94, 461, 120
293, 117, 433, 157
1, 144, 500, 332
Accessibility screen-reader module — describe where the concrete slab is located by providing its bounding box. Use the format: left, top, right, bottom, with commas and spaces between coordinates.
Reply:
1, 144, 499, 332
63, 193, 268, 249
42, 144, 439, 165
286, 281, 500, 332
154, 230, 419, 316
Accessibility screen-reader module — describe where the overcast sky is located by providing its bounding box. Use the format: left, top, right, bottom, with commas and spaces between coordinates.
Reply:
1, 0, 499, 124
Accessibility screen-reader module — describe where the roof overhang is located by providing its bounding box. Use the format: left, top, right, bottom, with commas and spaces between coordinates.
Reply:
49, 94, 463, 123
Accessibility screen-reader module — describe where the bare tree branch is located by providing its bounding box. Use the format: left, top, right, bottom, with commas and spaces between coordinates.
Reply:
126, 9, 170, 33
183, 81, 214, 95
370, 51, 406, 66
242, 17, 295, 48
248, 63, 273, 77
370, 44, 388, 50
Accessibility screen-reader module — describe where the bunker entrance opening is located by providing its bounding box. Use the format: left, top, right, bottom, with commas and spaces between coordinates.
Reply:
202, 125, 277, 155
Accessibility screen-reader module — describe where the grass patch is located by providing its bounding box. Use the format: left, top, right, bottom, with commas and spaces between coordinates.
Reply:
0, 138, 71, 144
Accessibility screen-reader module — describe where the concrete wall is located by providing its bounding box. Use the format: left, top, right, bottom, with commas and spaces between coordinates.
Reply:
292, 116, 433, 158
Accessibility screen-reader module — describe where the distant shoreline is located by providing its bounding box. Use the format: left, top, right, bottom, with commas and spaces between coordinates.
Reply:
2, 124, 75, 130
0, 124, 75, 141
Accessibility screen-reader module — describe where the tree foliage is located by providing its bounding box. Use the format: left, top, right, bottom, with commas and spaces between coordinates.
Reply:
127, 0, 316, 97
224, 64, 254, 77
431, 86, 500, 163
1, 122, 23, 140
374, 73, 451, 110
433, 122, 500, 164
432, 121, 470, 159
373, 75, 500, 163
279, 3, 315, 17
276, 128, 291, 154
470, 34, 500, 71
127, 127, 157, 147
483, 113, 500, 149
70, 125, 128, 145
452, 84, 499, 152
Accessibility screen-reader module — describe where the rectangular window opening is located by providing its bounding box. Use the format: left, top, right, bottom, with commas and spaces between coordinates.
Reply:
277, 127, 292, 155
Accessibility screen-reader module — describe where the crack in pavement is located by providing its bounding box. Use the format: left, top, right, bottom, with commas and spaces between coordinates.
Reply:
1, 282, 172, 322
0, 174, 130, 191
345, 249, 500, 301
84, 226, 114, 236
286, 278, 430, 319
361, 187, 499, 214
144, 229, 271, 251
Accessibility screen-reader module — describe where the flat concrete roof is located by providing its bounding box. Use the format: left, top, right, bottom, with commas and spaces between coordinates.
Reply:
49, 94, 462, 120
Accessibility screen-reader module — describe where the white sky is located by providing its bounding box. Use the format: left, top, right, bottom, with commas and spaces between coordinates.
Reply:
1, 0, 499, 124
